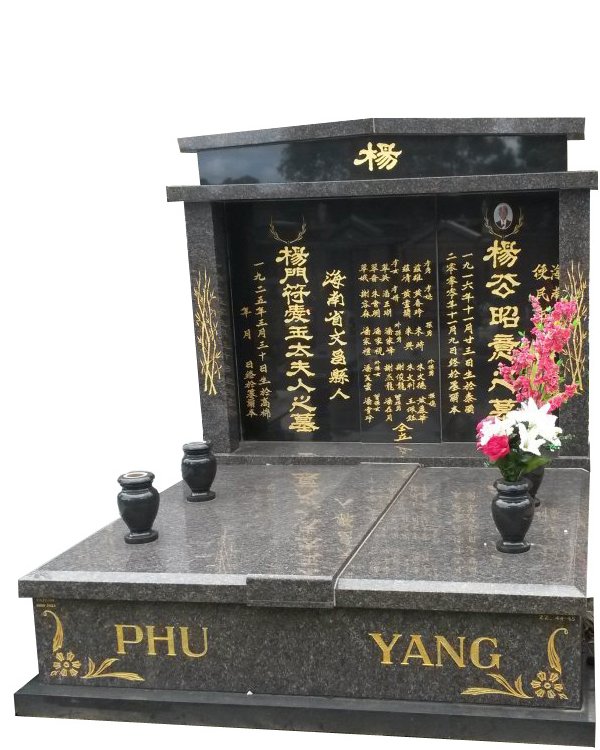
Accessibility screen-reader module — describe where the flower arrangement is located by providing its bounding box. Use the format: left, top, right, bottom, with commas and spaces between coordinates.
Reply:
476, 398, 562, 481
498, 295, 579, 411
476, 295, 579, 481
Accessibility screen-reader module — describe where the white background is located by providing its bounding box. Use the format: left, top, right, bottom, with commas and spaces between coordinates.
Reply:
1, 2, 597, 749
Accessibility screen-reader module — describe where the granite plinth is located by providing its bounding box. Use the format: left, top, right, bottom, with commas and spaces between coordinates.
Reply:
217, 441, 590, 470
14, 669, 596, 746
177, 117, 585, 151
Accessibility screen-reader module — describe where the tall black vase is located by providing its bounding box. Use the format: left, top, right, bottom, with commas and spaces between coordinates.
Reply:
182, 441, 217, 502
117, 471, 160, 544
491, 477, 534, 553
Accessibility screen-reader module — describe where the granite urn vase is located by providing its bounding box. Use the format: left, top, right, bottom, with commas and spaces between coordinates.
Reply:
117, 471, 160, 544
523, 466, 545, 507
491, 477, 534, 553
182, 441, 217, 502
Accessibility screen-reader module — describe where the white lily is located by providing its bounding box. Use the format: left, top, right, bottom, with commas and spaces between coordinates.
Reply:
509, 398, 562, 442
517, 422, 546, 456
478, 416, 514, 446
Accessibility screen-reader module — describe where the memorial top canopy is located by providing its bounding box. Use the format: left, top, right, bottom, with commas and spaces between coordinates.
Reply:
178, 117, 586, 151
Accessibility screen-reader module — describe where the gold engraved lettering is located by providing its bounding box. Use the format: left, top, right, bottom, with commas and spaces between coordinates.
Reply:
368, 632, 402, 665
146, 625, 177, 657
470, 637, 501, 670
353, 142, 402, 171
400, 635, 435, 666
180, 626, 209, 658
435, 636, 466, 668
115, 624, 144, 655
483, 240, 521, 268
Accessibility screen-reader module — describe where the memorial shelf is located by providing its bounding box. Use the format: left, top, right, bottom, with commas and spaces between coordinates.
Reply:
15, 118, 596, 746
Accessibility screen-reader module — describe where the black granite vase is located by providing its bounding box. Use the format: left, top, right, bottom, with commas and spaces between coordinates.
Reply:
182, 441, 217, 502
523, 466, 545, 507
491, 477, 534, 553
117, 471, 159, 544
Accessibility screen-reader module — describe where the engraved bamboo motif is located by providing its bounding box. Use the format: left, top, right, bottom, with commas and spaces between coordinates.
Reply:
194, 269, 223, 396
562, 261, 587, 390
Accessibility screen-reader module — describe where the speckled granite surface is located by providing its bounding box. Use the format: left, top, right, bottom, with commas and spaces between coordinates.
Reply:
217, 441, 589, 469
20, 465, 588, 615
167, 170, 598, 203
177, 118, 585, 151
338, 467, 588, 615
19, 464, 417, 606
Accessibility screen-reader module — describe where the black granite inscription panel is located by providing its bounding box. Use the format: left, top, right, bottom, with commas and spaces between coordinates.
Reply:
228, 193, 559, 443
33, 599, 582, 709
228, 198, 440, 443
197, 135, 567, 185
438, 193, 559, 440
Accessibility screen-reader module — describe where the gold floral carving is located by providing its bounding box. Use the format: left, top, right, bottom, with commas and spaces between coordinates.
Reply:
43, 609, 144, 682
462, 628, 568, 701
562, 261, 587, 390
268, 217, 307, 245
193, 269, 223, 396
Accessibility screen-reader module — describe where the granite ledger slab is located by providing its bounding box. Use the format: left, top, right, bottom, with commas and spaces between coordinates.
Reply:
19, 465, 589, 710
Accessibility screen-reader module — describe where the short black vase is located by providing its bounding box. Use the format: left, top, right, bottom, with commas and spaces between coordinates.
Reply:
523, 466, 545, 507
491, 477, 534, 553
117, 471, 160, 544
182, 441, 217, 502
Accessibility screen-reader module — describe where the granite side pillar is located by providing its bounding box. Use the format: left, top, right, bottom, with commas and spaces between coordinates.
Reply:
184, 202, 240, 452
559, 190, 590, 456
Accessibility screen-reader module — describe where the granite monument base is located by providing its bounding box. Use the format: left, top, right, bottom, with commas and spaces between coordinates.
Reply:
15, 666, 595, 746
16, 464, 593, 744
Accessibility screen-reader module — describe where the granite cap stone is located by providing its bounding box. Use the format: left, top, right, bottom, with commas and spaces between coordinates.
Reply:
178, 118, 585, 151
166, 171, 598, 204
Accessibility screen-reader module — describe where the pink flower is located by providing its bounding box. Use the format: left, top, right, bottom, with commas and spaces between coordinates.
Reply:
499, 296, 579, 409
479, 434, 510, 462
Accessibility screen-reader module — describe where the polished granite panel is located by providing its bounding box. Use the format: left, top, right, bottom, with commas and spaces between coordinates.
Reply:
177, 118, 585, 151
166, 171, 598, 203
217, 441, 589, 470
19, 464, 417, 605
338, 467, 588, 614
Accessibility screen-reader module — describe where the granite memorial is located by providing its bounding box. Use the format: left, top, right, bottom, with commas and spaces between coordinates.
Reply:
15, 118, 596, 746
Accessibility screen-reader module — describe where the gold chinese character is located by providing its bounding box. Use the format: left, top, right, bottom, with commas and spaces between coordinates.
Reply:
353, 142, 402, 171
325, 310, 344, 328
281, 284, 310, 305
487, 333, 519, 362
486, 273, 521, 299
329, 368, 349, 385
489, 398, 516, 416
286, 342, 314, 359
489, 305, 520, 328
532, 263, 551, 281
330, 388, 350, 400
279, 266, 308, 285
331, 348, 347, 366
287, 378, 316, 394
322, 270, 347, 289
483, 240, 521, 268
286, 360, 315, 378
392, 422, 413, 442
275, 245, 309, 267
285, 326, 313, 341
